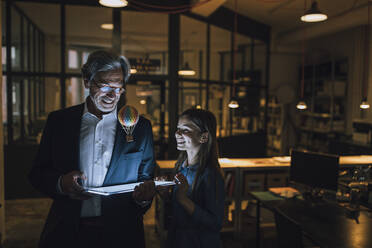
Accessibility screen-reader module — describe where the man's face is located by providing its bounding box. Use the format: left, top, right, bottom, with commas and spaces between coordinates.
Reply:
86, 68, 124, 114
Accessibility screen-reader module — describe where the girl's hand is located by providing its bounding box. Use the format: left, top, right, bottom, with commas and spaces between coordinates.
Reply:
175, 173, 189, 202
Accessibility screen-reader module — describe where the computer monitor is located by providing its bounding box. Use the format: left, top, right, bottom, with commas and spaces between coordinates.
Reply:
290, 149, 339, 191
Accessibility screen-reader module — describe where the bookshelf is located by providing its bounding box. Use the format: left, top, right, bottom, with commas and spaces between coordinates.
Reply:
267, 96, 285, 156
296, 58, 348, 153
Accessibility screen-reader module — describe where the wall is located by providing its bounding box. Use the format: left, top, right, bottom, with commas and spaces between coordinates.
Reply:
0, 3, 5, 243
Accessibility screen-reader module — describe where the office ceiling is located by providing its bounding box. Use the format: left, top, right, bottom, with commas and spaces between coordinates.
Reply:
14, 0, 370, 49
224, 0, 358, 30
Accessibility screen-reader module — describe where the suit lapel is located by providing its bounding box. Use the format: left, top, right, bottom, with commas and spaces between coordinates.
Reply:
103, 122, 127, 184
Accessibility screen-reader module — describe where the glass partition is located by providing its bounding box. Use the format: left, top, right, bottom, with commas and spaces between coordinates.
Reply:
180, 15, 207, 80
122, 11, 168, 75
2, 76, 7, 143
44, 77, 61, 114
11, 7, 21, 71
16, 2, 60, 73
2, 1, 269, 148
179, 81, 202, 112
210, 25, 230, 82
65, 77, 87, 108
12, 78, 22, 141
1, 1, 5, 72
66, 5, 112, 73
251, 40, 268, 87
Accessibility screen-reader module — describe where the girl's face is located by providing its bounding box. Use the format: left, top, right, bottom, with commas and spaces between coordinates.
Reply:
175, 116, 204, 153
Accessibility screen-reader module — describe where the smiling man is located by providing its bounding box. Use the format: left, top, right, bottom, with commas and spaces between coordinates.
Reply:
29, 50, 156, 248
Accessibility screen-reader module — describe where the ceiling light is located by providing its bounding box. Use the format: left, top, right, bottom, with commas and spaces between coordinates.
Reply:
100, 23, 113, 30
99, 0, 128, 8
296, 100, 308, 110
301, 1, 327, 23
228, 98, 239, 109
130, 68, 137, 74
360, 98, 370, 109
360, 5, 371, 110
178, 62, 196, 76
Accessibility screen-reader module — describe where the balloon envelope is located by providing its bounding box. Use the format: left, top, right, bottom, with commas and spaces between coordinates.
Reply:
118, 105, 139, 127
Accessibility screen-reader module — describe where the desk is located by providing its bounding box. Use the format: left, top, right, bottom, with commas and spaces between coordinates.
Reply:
157, 155, 372, 170
250, 191, 372, 248
157, 158, 289, 235
156, 156, 372, 235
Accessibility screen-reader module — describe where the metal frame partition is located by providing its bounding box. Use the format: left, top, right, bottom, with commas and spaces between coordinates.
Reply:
3, 0, 271, 161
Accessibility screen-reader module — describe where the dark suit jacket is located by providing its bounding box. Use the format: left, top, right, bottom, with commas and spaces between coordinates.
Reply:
29, 104, 156, 248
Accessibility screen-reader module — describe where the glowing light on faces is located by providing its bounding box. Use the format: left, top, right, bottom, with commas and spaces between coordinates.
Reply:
90, 89, 121, 113
175, 116, 203, 152
89, 69, 124, 114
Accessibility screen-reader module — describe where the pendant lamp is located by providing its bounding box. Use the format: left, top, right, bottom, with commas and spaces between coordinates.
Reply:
101, 24, 114, 30
297, 0, 308, 111
228, 0, 239, 109
360, 98, 370, 109
296, 100, 308, 110
178, 62, 196, 76
301, 1, 327, 23
361, 1, 371, 110
99, 0, 128, 8
228, 97, 239, 109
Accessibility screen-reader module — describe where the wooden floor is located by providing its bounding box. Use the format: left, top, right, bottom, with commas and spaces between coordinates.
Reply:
2, 198, 277, 248
3, 198, 161, 248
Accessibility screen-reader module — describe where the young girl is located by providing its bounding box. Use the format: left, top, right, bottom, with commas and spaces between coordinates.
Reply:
167, 108, 225, 248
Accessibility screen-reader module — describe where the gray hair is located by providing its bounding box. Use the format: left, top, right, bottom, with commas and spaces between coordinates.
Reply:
81, 50, 131, 84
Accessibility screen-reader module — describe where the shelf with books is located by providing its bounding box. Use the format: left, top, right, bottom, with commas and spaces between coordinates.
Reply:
267, 96, 285, 156
296, 58, 348, 153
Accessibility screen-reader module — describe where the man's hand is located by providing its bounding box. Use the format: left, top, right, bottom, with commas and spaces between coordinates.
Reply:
154, 176, 172, 200
133, 180, 156, 202
61, 170, 91, 200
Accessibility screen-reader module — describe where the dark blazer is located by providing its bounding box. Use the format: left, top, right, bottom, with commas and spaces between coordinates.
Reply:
29, 104, 156, 248
167, 167, 225, 248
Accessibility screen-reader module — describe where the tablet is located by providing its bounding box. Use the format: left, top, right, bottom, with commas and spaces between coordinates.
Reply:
84, 180, 176, 196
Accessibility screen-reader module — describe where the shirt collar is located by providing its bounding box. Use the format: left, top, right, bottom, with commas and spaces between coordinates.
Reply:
83, 97, 118, 120
181, 160, 199, 171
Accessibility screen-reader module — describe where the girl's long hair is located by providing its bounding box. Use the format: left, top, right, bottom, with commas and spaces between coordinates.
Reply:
175, 108, 224, 198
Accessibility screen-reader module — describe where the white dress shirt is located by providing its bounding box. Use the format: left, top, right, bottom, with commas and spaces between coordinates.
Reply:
79, 103, 117, 217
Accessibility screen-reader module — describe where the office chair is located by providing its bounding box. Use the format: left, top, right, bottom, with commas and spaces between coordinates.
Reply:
274, 208, 319, 248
